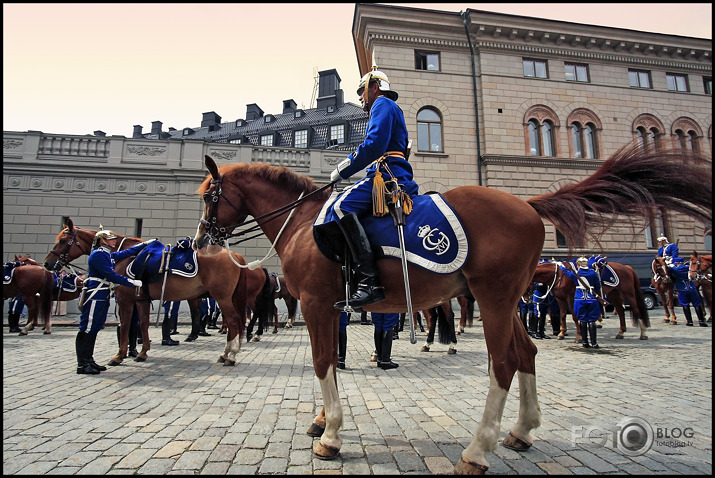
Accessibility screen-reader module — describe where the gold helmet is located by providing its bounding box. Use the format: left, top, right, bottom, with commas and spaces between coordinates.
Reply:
357, 66, 398, 103
576, 256, 589, 269
657, 235, 668, 243
94, 226, 117, 247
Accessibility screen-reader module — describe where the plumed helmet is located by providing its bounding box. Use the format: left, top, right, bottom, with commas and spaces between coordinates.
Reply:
357, 66, 398, 102
94, 226, 117, 247
657, 235, 668, 243
576, 256, 589, 269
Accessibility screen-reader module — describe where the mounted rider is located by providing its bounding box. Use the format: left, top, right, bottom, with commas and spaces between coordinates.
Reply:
314, 65, 418, 310
657, 235, 679, 266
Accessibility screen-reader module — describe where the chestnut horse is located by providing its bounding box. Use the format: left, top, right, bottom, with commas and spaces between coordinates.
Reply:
652, 257, 678, 324
193, 144, 711, 474
3, 257, 54, 335
275, 275, 300, 328
689, 251, 712, 321
43, 219, 265, 366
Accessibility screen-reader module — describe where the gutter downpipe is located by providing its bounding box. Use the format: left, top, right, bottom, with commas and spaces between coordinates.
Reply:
461, 10, 483, 186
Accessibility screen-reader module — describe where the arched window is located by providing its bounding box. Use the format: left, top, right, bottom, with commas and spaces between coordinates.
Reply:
567, 109, 602, 159
416, 107, 443, 153
529, 120, 541, 156
671, 117, 702, 155
632, 114, 665, 152
523, 105, 559, 157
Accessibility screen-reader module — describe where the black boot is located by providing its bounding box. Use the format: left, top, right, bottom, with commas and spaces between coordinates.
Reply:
695, 305, 708, 327
551, 313, 561, 336
580, 321, 590, 348
417, 312, 425, 333
198, 314, 211, 336
162, 316, 179, 346
186, 308, 200, 342
683, 306, 694, 326
333, 213, 385, 309
588, 321, 599, 349
379, 330, 399, 369
399, 313, 405, 332
85, 333, 107, 371
8, 313, 21, 333
360, 311, 371, 325
537, 313, 550, 339
373, 329, 383, 364
170, 315, 179, 335
393, 323, 399, 340
128, 324, 139, 357
528, 312, 540, 339
337, 330, 347, 370
208, 311, 220, 329
76, 332, 99, 374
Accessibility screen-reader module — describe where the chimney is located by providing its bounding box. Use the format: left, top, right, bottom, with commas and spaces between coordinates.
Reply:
151, 121, 163, 135
316, 69, 344, 110
132, 125, 143, 138
283, 99, 297, 114
201, 111, 222, 132
246, 104, 264, 121
93, 130, 106, 137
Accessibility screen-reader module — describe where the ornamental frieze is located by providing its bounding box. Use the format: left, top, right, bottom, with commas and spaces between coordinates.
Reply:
127, 146, 166, 156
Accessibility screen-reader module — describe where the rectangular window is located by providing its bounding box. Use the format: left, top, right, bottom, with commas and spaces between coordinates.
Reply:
705, 77, 713, 95
135, 218, 143, 239
330, 125, 345, 144
294, 129, 308, 148
628, 69, 651, 88
565, 63, 589, 82
260, 134, 273, 146
415, 51, 440, 71
523, 59, 548, 79
666, 73, 689, 92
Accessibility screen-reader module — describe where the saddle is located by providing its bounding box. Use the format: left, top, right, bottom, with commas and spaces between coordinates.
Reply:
126, 238, 199, 283
314, 193, 469, 274
3, 262, 26, 285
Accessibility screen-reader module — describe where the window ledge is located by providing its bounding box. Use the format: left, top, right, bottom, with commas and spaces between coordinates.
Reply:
415, 151, 448, 159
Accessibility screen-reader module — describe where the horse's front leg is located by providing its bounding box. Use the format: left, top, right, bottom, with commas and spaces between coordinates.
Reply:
614, 305, 627, 339
313, 367, 343, 459
109, 306, 131, 366
668, 291, 678, 324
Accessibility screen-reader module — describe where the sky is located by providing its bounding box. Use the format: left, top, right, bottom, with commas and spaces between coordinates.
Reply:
3, 3, 712, 137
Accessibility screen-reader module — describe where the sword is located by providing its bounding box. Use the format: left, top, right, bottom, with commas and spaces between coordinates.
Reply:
156, 244, 172, 327
385, 180, 416, 344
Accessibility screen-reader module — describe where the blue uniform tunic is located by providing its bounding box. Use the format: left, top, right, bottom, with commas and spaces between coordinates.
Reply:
80, 243, 146, 335
314, 95, 417, 226
561, 266, 602, 323
658, 243, 679, 263
9, 295, 25, 315
669, 262, 703, 307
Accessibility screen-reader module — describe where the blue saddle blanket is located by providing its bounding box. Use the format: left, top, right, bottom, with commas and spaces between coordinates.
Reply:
599, 264, 618, 287
54, 273, 81, 293
316, 193, 468, 274
126, 239, 199, 283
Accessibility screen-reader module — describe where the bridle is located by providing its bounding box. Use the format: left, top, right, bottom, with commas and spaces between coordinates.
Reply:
689, 256, 712, 283
198, 172, 336, 247
47, 227, 89, 272
652, 258, 672, 284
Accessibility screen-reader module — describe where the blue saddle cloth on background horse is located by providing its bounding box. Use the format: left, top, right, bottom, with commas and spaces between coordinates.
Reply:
314, 193, 469, 275
126, 238, 198, 284
53, 273, 81, 293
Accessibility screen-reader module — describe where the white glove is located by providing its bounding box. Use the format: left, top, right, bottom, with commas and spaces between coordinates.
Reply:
330, 168, 342, 183
128, 279, 143, 288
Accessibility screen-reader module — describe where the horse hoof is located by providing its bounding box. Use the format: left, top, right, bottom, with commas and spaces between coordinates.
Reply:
306, 422, 325, 437
447, 348, 457, 355
218, 355, 226, 363
640, 335, 648, 340
670, 321, 677, 325
43, 330, 51, 335
108, 358, 123, 366
18, 331, 28, 336
285, 323, 293, 328
502, 431, 532, 451
456, 330, 461, 335
421, 345, 430, 352
663, 318, 671, 323
313, 442, 339, 460
454, 458, 489, 475
251, 336, 260, 342
135, 355, 147, 362
615, 333, 624, 339
273, 329, 278, 334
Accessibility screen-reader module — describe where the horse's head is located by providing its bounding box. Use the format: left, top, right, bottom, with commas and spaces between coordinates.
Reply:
43, 218, 92, 271
194, 155, 250, 251
14, 254, 38, 266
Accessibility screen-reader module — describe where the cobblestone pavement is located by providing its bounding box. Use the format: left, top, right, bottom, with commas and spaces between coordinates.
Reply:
3, 310, 712, 475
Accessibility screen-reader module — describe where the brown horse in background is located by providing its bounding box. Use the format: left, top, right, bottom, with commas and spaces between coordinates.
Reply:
193, 144, 711, 473
596, 261, 650, 340
4, 256, 54, 335
43, 219, 265, 366
275, 275, 300, 328
652, 257, 678, 324
690, 251, 712, 321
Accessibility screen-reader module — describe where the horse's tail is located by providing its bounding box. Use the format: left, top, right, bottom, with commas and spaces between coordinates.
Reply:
38, 270, 54, 325
231, 259, 248, 340
527, 143, 712, 251
436, 303, 456, 345
253, 268, 275, 329
629, 268, 650, 329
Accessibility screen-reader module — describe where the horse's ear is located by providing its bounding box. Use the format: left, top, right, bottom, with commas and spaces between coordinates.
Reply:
66, 218, 74, 230
205, 155, 220, 180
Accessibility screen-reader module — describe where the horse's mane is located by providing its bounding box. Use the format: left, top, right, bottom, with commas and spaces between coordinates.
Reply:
197, 162, 331, 202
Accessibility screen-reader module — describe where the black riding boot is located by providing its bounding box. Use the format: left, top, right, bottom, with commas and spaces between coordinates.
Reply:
162, 317, 179, 346
208, 311, 220, 329
76, 332, 99, 374
128, 324, 139, 357
528, 312, 539, 339
170, 315, 179, 335
186, 309, 200, 342
360, 311, 371, 325
588, 321, 599, 349
537, 314, 550, 339
695, 305, 708, 327
379, 330, 399, 369
337, 330, 347, 370
393, 323, 399, 340
417, 312, 425, 333
373, 329, 383, 364
8, 313, 21, 333
333, 213, 385, 309
683, 306, 694, 326
198, 314, 211, 336
551, 313, 561, 336
580, 321, 590, 348
85, 333, 106, 372
399, 313, 405, 332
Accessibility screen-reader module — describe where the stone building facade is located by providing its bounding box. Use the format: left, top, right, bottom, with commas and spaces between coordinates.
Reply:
3, 4, 712, 295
